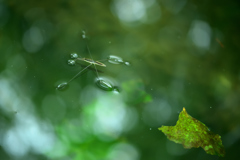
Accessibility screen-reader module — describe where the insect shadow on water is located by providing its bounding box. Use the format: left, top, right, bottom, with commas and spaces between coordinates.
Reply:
56, 31, 130, 92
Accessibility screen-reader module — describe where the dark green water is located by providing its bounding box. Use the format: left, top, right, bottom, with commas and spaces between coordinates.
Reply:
0, 0, 239, 160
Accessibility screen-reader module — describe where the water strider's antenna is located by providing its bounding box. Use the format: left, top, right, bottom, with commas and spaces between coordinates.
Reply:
82, 31, 100, 80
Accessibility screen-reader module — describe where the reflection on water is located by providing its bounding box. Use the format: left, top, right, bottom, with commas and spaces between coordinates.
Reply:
0, 76, 55, 157
143, 99, 172, 127
188, 20, 211, 50
111, 0, 161, 25
0, 0, 240, 159
107, 143, 139, 160
22, 27, 45, 53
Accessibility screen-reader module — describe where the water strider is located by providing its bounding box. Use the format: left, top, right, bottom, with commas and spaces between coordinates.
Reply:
56, 31, 130, 91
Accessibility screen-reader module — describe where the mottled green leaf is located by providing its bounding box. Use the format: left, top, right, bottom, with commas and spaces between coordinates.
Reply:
158, 108, 225, 157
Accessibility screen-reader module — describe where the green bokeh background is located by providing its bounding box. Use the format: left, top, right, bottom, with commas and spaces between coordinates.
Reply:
0, 0, 240, 160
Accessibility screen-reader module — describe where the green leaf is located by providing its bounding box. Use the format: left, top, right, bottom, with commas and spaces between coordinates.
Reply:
158, 108, 225, 157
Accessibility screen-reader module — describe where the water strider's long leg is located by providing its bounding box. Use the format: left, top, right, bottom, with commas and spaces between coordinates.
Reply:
82, 31, 100, 80
67, 63, 92, 84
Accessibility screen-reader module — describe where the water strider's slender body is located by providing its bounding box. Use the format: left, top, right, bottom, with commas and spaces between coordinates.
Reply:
75, 58, 106, 67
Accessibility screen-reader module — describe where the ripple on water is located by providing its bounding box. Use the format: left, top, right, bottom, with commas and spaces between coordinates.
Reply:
107, 55, 131, 66
70, 53, 78, 59
95, 77, 120, 93
67, 59, 76, 66
56, 82, 68, 90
